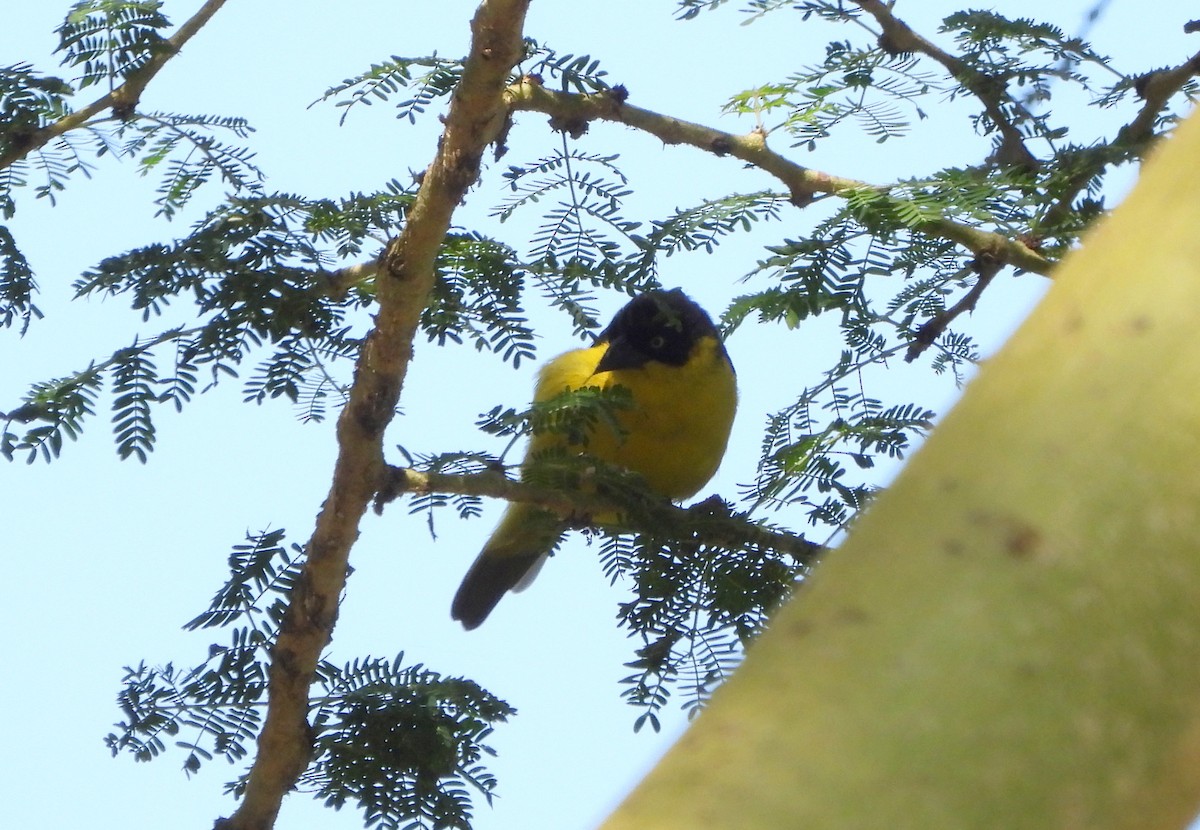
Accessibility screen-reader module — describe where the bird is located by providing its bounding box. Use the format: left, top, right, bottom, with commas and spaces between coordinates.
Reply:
451, 288, 737, 629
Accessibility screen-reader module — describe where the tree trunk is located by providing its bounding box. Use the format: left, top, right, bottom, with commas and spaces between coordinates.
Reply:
601, 109, 1200, 830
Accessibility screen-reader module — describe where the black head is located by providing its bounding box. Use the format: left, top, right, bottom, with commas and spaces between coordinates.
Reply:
594, 289, 731, 373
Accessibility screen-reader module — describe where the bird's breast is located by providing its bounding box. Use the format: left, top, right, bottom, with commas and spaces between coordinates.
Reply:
582, 336, 737, 500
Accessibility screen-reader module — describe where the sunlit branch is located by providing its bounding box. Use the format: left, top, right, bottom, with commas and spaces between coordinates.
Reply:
504, 78, 1054, 276
218, 2, 533, 829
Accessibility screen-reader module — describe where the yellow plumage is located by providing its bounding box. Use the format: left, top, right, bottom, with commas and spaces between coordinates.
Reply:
451, 289, 737, 629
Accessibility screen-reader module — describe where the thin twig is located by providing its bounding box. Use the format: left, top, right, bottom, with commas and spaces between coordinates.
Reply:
2, 325, 203, 422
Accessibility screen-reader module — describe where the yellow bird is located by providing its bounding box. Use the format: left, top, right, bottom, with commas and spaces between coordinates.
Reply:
451, 289, 738, 629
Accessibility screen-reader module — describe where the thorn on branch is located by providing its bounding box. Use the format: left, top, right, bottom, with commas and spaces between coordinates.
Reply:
788, 189, 817, 209
1132, 73, 1154, 99
877, 31, 912, 57
1017, 233, 1044, 254
110, 92, 138, 122
549, 114, 590, 139
494, 111, 514, 161
972, 250, 1003, 275
689, 493, 736, 520
543, 84, 627, 139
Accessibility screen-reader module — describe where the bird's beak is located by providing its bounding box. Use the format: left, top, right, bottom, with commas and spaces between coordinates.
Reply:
594, 335, 643, 373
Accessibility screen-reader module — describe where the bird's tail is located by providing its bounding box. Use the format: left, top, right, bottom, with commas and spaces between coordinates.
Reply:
451, 503, 564, 629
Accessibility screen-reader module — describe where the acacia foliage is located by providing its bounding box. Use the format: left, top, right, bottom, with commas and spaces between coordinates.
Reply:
3, 2, 1197, 828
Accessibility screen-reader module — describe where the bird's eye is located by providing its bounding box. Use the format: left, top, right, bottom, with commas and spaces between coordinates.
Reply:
649, 335, 666, 349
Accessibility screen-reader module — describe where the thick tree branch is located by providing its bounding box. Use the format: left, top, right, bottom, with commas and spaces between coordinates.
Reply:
217, 3, 531, 830
505, 79, 1053, 276
852, 0, 1039, 170
0, 0, 230, 172
374, 465, 822, 564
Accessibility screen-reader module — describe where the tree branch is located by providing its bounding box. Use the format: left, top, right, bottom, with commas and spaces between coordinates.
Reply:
852, 0, 1039, 170
1041, 49, 1200, 229
1122, 51, 1200, 144
905, 256, 1003, 362
504, 78, 1054, 276
373, 465, 822, 564
217, 3, 531, 829
0, 0, 231, 172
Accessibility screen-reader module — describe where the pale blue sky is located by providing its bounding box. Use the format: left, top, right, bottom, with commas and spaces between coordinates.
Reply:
2, 2, 1195, 829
